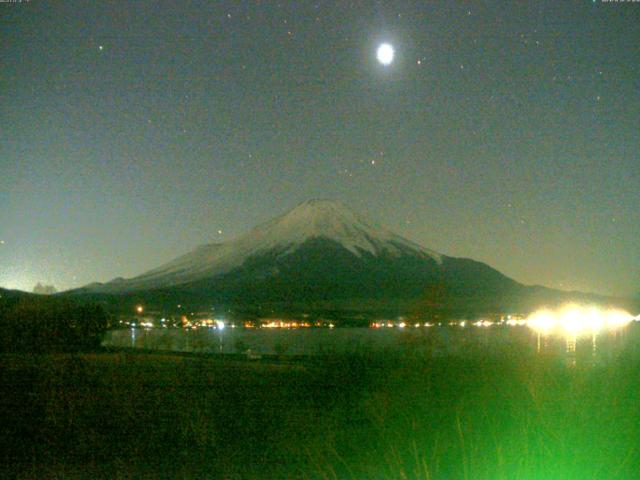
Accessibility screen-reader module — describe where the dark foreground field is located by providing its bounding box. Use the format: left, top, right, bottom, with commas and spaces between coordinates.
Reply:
1, 344, 639, 479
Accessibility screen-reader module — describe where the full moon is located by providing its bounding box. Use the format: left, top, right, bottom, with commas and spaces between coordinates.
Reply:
376, 43, 395, 65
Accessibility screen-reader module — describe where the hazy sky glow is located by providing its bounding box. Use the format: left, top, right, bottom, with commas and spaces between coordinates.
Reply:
1, 1, 638, 296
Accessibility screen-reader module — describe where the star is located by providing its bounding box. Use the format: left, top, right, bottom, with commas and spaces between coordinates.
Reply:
98, 45, 104, 51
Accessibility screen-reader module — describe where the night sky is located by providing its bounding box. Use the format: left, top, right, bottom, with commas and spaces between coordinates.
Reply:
1, 1, 638, 296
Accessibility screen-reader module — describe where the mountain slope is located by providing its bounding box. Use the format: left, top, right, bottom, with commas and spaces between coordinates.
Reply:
0, 287, 34, 301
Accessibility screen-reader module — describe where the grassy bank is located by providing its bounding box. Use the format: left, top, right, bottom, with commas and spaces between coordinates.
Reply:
1, 345, 639, 479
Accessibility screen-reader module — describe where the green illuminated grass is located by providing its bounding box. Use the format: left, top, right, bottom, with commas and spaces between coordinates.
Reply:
1, 340, 639, 479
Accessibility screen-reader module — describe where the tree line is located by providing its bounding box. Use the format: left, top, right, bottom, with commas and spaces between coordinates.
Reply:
0, 295, 110, 353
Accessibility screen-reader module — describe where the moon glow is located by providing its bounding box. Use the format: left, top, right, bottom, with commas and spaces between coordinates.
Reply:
376, 43, 395, 65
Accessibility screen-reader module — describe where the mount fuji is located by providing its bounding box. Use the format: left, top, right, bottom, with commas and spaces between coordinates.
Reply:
71, 200, 610, 315
92, 199, 444, 292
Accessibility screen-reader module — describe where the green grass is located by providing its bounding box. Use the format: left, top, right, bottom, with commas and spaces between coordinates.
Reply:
1, 342, 639, 479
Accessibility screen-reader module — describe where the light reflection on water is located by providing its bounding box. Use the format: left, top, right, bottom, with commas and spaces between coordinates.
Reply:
102, 323, 639, 365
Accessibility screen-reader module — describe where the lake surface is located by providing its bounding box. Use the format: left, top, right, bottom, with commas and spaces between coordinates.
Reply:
102, 323, 640, 364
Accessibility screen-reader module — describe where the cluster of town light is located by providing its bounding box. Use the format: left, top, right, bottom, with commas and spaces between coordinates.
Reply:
368, 307, 638, 333
525, 304, 635, 336
261, 320, 335, 328
131, 303, 636, 333
370, 317, 526, 328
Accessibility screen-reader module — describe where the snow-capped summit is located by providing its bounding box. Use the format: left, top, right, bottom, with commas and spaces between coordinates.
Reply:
92, 199, 442, 292
239, 199, 442, 259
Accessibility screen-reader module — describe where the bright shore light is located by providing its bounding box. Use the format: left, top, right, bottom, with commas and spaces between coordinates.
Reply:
526, 310, 556, 333
473, 320, 493, 327
526, 304, 634, 336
